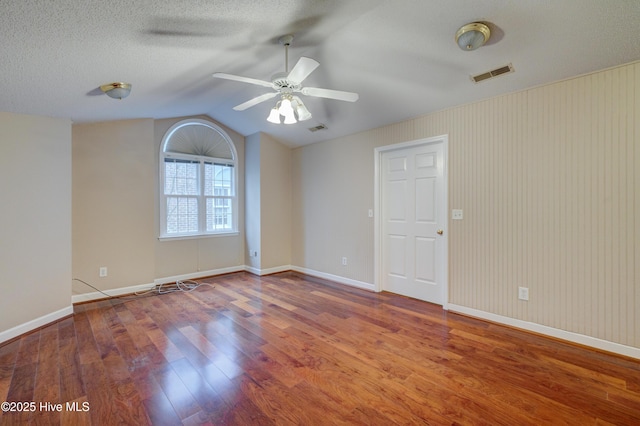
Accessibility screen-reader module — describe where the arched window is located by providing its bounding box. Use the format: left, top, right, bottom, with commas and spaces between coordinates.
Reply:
159, 119, 238, 238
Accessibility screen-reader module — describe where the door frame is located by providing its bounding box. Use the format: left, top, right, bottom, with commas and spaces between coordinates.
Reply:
373, 134, 449, 309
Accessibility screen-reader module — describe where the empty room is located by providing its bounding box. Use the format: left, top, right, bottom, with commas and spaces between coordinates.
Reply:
1, 1, 639, 424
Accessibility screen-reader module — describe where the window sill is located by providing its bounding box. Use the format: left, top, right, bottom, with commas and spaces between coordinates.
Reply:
158, 231, 239, 242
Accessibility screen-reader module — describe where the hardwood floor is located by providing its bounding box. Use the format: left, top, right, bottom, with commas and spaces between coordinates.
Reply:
1, 271, 639, 425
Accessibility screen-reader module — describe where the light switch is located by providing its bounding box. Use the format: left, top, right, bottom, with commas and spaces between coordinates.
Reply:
452, 209, 463, 220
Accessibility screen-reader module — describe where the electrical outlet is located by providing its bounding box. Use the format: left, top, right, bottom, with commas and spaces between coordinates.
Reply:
99, 267, 108, 277
518, 286, 529, 301
341, 257, 347, 266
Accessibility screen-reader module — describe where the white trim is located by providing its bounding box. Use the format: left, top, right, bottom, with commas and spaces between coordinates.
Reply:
291, 266, 375, 291
158, 231, 240, 242
72, 266, 246, 304
7, 271, 636, 362
244, 265, 261, 275
448, 304, 640, 360
75, 266, 374, 299
159, 118, 239, 239
245, 265, 292, 276
155, 266, 246, 285
72, 265, 372, 305
374, 135, 449, 306
72, 282, 157, 304
0, 306, 73, 344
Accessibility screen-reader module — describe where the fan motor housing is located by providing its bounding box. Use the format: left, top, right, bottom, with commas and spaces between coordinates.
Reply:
271, 72, 301, 92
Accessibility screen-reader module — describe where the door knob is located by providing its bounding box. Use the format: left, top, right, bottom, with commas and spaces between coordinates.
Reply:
437, 229, 444, 235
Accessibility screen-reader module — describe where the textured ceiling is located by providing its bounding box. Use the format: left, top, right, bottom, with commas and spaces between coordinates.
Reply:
1, 0, 639, 147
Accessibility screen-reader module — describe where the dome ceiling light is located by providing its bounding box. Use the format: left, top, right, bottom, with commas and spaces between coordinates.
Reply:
100, 82, 132, 99
455, 22, 491, 51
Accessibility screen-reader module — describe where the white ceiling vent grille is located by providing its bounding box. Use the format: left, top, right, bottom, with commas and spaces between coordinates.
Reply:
471, 63, 514, 83
308, 124, 327, 132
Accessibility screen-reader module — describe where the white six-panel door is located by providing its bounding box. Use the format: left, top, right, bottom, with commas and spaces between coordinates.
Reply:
377, 137, 447, 305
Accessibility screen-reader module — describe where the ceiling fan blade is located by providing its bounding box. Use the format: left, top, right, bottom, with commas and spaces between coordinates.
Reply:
233, 92, 278, 111
301, 87, 359, 102
287, 57, 319, 84
213, 73, 273, 88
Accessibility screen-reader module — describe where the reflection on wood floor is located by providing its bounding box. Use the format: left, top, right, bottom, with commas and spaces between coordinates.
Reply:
1, 271, 639, 425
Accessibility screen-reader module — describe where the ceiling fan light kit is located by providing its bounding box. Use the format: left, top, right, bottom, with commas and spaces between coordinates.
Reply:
267, 94, 312, 124
213, 34, 358, 125
100, 82, 132, 99
293, 96, 312, 121
267, 106, 281, 124
455, 22, 491, 51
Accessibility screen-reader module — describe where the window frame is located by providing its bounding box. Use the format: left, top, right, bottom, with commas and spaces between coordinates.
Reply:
159, 119, 238, 240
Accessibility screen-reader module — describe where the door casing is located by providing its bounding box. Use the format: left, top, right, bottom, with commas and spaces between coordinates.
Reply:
374, 135, 448, 309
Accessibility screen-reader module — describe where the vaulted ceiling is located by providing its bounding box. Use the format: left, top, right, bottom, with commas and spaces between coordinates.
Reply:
1, 0, 639, 147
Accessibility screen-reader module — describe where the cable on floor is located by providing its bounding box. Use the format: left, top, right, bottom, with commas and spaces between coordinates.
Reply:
138, 280, 204, 295
73, 278, 214, 300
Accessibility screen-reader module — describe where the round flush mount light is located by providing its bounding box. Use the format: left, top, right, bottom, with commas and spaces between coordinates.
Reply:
455, 22, 491, 51
100, 82, 132, 99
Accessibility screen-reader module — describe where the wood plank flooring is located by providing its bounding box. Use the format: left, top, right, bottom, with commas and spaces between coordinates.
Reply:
1, 271, 639, 425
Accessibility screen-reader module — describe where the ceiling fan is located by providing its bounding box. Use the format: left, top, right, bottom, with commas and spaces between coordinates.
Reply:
212, 34, 358, 124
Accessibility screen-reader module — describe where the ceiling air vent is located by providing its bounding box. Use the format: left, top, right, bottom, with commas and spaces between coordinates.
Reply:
471, 63, 514, 83
308, 124, 327, 132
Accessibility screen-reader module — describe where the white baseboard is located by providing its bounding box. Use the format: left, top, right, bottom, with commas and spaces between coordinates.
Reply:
72, 266, 247, 304
0, 306, 73, 344
8, 270, 637, 362
245, 264, 292, 276
154, 266, 246, 285
72, 282, 156, 304
290, 266, 376, 291
447, 304, 640, 360
73, 266, 373, 305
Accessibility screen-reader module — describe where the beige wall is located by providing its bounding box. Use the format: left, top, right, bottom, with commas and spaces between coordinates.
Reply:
0, 112, 72, 337
292, 131, 376, 281
292, 61, 640, 349
259, 133, 292, 270
245, 133, 261, 269
72, 119, 156, 292
244, 132, 292, 272
153, 116, 245, 279
72, 115, 245, 295
5, 62, 637, 352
